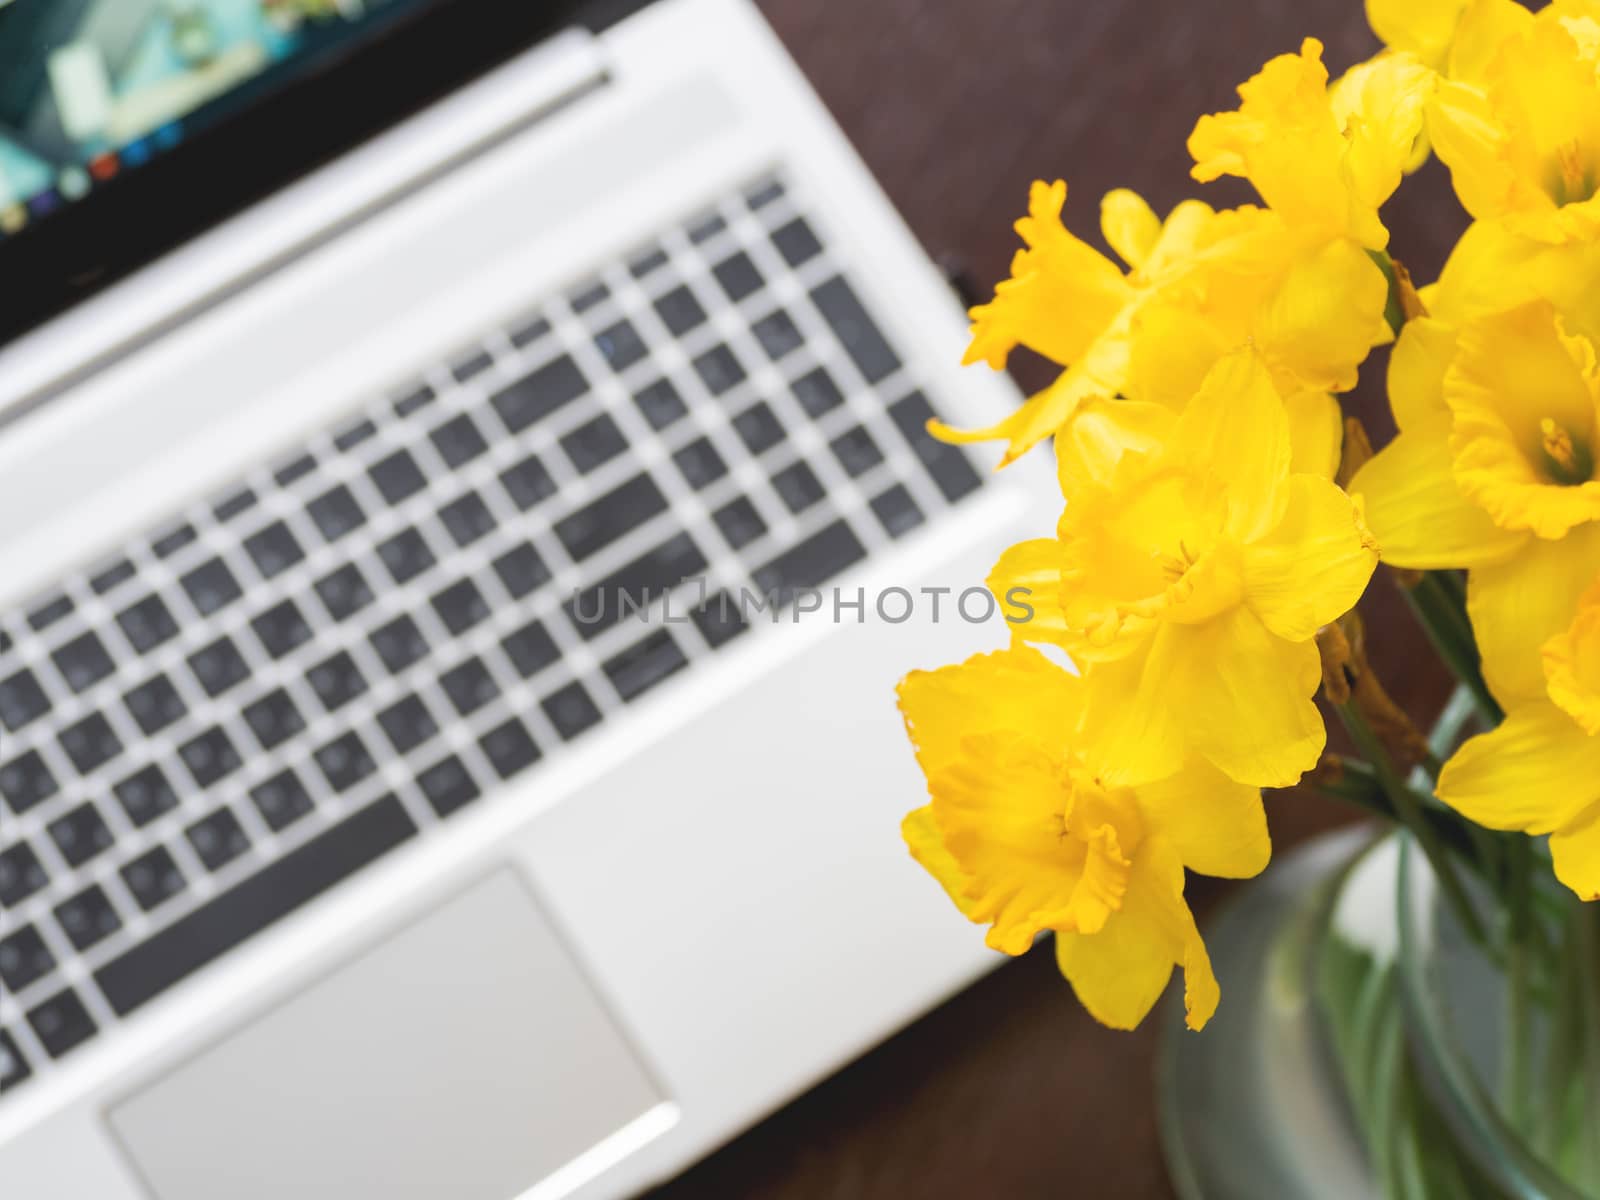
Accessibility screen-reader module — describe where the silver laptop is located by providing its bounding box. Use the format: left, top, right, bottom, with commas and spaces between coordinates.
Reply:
0, 2, 1047, 1196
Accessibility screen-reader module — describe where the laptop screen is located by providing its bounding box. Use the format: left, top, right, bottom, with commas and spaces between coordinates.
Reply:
0, 0, 598, 348
0, 0, 435, 238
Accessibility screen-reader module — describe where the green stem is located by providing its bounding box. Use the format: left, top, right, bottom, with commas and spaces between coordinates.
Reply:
1575, 903, 1600, 1188
1400, 571, 1503, 727
1334, 702, 1491, 947
1503, 838, 1535, 1134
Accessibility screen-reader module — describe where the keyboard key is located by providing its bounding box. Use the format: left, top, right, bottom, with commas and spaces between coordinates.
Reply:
0, 925, 55, 991
492, 542, 551, 600
187, 636, 251, 698
747, 178, 785, 209
152, 523, 198, 558
871, 483, 927, 538
116, 593, 179, 653
772, 216, 822, 266
180, 725, 243, 788
564, 532, 709, 641
0, 668, 51, 731
114, 765, 180, 827
692, 591, 750, 649
555, 473, 668, 561
54, 884, 121, 951
377, 527, 437, 585
124, 674, 186, 735
439, 491, 497, 547
213, 489, 258, 523
712, 497, 767, 550
0, 750, 58, 815
181, 554, 243, 610
97, 795, 417, 1017
594, 319, 648, 371
251, 599, 313, 659
89, 558, 137, 595
121, 847, 187, 912
830, 425, 884, 477
418, 755, 481, 818
687, 212, 727, 243
369, 448, 428, 505
732, 402, 786, 456
501, 619, 560, 679
570, 280, 609, 312
889, 391, 984, 502
634, 378, 687, 431
560, 414, 628, 474
243, 520, 305, 580
451, 349, 495, 383
377, 694, 438, 755
59, 711, 122, 774
0, 842, 49, 907
48, 802, 114, 868
250, 770, 314, 832
492, 355, 588, 433
308, 650, 369, 712
243, 688, 306, 750
752, 308, 804, 360
370, 614, 430, 674
693, 344, 746, 396
27, 593, 73, 631
542, 682, 602, 742
479, 718, 541, 780
812, 276, 901, 385
394, 385, 436, 418
52, 630, 114, 693
187, 808, 251, 873
629, 247, 668, 278
431, 578, 491, 636
307, 484, 367, 542
430, 414, 489, 469
273, 455, 317, 488
27, 989, 96, 1059
673, 437, 728, 490
713, 251, 764, 302
0, 1029, 29, 1093
791, 365, 844, 418
754, 518, 867, 601
440, 656, 500, 716
315, 731, 375, 793
509, 314, 551, 348
604, 630, 688, 702
773, 460, 826, 513
315, 563, 375, 620
653, 285, 706, 336
333, 419, 377, 451
499, 453, 558, 511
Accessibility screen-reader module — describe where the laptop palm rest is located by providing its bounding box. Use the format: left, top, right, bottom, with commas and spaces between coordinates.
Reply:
106, 870, 671, 1200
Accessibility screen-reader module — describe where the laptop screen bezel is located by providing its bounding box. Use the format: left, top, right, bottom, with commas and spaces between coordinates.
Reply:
0, 0, 641, 349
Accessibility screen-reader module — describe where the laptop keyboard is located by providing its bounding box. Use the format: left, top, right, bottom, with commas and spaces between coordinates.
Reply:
0, 174, 983, 1099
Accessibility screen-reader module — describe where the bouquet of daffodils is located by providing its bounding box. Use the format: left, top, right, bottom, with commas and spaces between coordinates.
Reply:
898, 0, 1600, 1038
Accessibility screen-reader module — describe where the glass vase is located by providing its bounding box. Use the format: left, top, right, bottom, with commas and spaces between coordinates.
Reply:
1158, 824, 1600, 1199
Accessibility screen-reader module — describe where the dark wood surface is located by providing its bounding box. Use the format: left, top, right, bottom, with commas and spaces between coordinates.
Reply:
645, 1, 1462, 1195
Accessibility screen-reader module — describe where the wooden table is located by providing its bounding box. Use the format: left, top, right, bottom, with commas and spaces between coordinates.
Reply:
645, 1, 1461, 1194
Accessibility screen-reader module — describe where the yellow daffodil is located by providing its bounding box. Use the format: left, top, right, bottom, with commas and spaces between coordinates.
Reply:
1427, 6, 1600, 242
1352, 299, 1600, 705
991, 350, 1379, 787
898, 645, 1269, 1030
1439, 578, 1600, 900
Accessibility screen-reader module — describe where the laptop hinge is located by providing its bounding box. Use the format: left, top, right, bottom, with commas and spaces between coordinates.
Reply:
0, 27, 611, 425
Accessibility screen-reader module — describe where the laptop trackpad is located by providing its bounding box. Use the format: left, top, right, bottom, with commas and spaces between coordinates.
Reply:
107, 870, 670, 1200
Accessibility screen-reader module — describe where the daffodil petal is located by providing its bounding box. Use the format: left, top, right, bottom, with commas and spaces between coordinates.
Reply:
1285, 390, 1344, 478
1101, 189, 1162, 271
1469, 522, 1600, 704
931, 360, 1100, 467
1365, 0, 1469, 65
1256, 237, 1392, 392
1174, 349, 1292, 543
1055, 837, 1219, 1031
1425, 80, 1524, 225
1549, 806, 1600, 901
986, 539, 1072, 650
1135, 761, 1271, 879
1437, 701, 1600, 833
1242, 475, 1380, 642
901, 805, 979, 919
1387, 317, 1457, 432
1056, 396, 1176, 500
1349, 427, 1528, 568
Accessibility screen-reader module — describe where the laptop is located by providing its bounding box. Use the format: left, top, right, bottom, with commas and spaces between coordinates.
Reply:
0, 1, 1046, 1196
